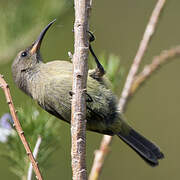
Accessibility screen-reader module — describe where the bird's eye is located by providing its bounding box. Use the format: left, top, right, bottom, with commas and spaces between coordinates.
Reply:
21, 51, 27, 57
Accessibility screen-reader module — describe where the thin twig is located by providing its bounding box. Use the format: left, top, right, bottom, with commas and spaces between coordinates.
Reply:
71, 0, 91, 179
0, 75, 43, 180
118, 0, 166, 112
130, 46, 180, 95
28, 136, 42, 180
88, 135, 112, 180
89, 1, 166, 180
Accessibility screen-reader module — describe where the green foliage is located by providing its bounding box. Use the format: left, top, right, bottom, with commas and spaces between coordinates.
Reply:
0, 0, 72, 63
0, 107, 61, 179
89, 53, 124, 92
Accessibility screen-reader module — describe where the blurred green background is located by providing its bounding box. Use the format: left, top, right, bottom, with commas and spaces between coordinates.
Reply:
0, 0, 180, 179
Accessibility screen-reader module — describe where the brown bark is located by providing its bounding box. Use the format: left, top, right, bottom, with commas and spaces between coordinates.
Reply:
71, 0, 91, 179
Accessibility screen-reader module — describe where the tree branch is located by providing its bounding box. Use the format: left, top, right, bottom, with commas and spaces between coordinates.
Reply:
88, 135, 112, 180
118, 0, 166, 112
0, 75, 43, 180
89, 0, 166, 179
130, 46, 180, 95
71, 0, 91, 179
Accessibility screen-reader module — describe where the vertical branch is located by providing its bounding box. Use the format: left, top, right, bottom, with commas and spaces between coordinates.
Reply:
71, 0, 91, 179
0, 75, 43, 180
89, 0, 166, 179
118, 0, 166, 112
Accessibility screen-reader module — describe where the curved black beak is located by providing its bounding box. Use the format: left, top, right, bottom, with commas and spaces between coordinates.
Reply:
30, 19, 56, 55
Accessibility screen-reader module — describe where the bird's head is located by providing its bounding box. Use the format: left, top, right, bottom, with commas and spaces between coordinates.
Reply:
12, 19, 56, 84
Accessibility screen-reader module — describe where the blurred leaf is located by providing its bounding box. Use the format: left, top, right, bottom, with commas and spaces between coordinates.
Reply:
0, 106, 61, 179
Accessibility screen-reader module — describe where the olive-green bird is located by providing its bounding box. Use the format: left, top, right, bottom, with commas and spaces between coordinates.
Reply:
12, 20, 164, 166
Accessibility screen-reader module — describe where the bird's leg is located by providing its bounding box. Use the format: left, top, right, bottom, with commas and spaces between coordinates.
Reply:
88, 31, 105, 79
85, 92, 93, 102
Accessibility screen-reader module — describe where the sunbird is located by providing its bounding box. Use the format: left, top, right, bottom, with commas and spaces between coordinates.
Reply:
12, 20, 164, 166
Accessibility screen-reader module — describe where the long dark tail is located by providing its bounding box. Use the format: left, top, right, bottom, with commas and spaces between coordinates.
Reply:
117, 129, 164, 166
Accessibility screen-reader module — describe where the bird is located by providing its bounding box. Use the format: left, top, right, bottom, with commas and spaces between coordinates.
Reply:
12, 19, 164, 166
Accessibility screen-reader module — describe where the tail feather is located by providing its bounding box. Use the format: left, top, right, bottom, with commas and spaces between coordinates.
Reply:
117, 129, 164, 167
130, 129, 164, 159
